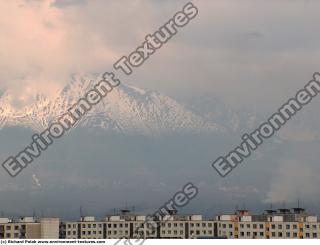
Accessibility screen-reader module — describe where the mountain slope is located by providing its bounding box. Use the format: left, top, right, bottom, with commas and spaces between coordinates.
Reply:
0, 74, 223, 135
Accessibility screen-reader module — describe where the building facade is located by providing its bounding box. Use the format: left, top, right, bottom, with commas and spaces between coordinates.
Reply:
61, 210, 216, 239
216, 208, 320, 239
0, 217, 59, 239
1, 207, 320, 239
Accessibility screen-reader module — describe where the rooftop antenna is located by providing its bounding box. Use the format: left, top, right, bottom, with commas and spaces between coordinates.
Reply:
282, 201, 286, 209
270, 203, 273, 210
33, 209, 36, 219
80, 206, 83, 218
298, 198, 300, 208
41, 209, 44, 218
242, 202, 246, 210
113, 208, 116, 215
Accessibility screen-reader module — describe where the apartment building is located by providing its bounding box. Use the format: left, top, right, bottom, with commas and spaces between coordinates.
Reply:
216, 208, 320, 239
61, 209, 216, 239
0, 217, 59, 239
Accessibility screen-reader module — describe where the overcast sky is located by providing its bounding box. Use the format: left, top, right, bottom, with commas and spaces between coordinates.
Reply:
1, 0, 320, 217
1, 0, 320, 111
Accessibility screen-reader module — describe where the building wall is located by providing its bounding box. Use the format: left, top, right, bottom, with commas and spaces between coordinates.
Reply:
40, 218, 60, 239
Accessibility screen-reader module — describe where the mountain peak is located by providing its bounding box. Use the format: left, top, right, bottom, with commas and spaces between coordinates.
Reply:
0, 73, 223, 135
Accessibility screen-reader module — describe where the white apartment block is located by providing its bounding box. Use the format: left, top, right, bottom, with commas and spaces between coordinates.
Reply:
1, 207, 320, 239
0, 217, 59, 239
61, 210, 215, 239
216, 208, 320, 239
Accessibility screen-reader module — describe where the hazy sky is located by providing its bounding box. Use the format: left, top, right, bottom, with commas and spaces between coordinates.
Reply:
1, 0, 320, 111
1, 0, 320, 218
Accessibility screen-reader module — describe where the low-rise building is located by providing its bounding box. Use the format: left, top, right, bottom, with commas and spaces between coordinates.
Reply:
0, 217, 59, 239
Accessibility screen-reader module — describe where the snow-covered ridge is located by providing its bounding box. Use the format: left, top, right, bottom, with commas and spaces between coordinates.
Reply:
0, 74, 223, 135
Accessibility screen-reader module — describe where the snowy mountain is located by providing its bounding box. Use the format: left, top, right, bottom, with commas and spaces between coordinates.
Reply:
0, 74, 225, 135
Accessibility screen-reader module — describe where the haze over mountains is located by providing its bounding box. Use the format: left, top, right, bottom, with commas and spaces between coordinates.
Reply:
0, 73, 262, 136
0, 74, 320, 219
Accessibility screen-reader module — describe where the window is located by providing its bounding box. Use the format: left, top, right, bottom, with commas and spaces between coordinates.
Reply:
6, 226, 11, 230
260, 232, 264, 236
240, 232, 244, 237
278, 232, 282, 237
68, 224, 71, 228
278, 225, 282, 229
93, 224, 96, 228
108, 224, 111, 228
14, 226, 19, 231
174, 223, 177, 227
202, 223, 206, 227
271, 224, 275, 229
222, 224, 226, 228
229, 224, 233, 228
240, 224, 244, 228
113, 224, 117, 228
253, 224, 257, 229
208, 223, 212, 227
260, 224, 263, 229
88, 231, 91, 235
293, 225, 297, 229
67, 231, 71, 235
6, 234, 11, 238
306, 225, 310, 229
246, 224, 250, 228
119, 223, 123, 228
313, 233, 317, 238
286, 225, 290, 229
88, 224, 91, 228
293, 233, 297, 238
286, 232, 290, 237
271, 232, 276, 237
82, 224, 85, 228
246, 232, 251, 237
306, 233, 310, 238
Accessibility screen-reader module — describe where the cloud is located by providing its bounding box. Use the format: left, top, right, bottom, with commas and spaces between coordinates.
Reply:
51, 0, 87, 8
32, 174, 41, 187
264, 159, 320, 203
0, 0, 117, 97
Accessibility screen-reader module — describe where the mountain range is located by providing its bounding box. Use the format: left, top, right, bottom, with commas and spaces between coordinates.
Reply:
0, 73, 260, 136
